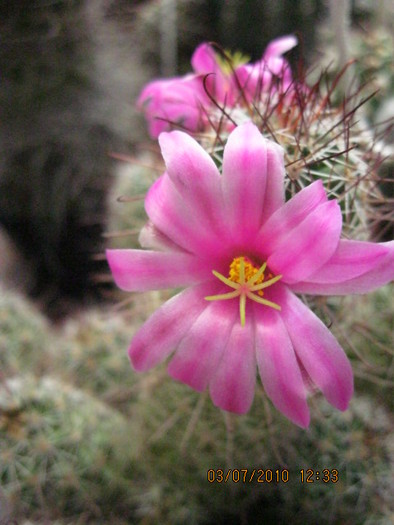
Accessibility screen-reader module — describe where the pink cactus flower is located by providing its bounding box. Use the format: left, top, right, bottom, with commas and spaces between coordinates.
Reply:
138, 35, 297, 138
137, 74, 208, 138
107, 122, 393, 427
236, 34, 297, 101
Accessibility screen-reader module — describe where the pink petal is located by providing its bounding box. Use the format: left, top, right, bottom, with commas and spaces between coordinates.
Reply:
147, 117, 171, 140
137, 77, 203, 137
191, 43, 218, 73
145, 174, 223, 256
254, 306, 310, 427
167, 299, 237, 392
267, 200, 342, 283
263, 35, 298, 59
190, 43, 231, 103
256, 180, 327, 253
235, 62, 272, 101
264, 56, 290, 76
221, 122, 268, 240
305, 240, 390, 283
279, 285, 354, 411
261, 141, 286, 222
291, 241, 394, 295
235, 35, 297, 101
209, 315, 256, 414
136, 78, 161, 109
158, 131, 227, 238
138, 221, 184, 252
106, 249, 211, 291
129, 283, 211, 371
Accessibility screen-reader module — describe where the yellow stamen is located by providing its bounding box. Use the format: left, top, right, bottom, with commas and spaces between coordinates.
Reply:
249, 274, 283, 292
205, 256, 282, 327
211, 270, 239, 290
205, 290, 240, 301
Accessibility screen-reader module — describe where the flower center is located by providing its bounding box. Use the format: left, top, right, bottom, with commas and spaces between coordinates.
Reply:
229, 257, 266, 295
205, 256, 282, 327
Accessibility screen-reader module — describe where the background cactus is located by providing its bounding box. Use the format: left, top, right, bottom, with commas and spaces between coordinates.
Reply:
0, 282, 393, 524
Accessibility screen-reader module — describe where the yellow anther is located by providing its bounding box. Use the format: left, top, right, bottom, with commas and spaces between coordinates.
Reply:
205, 256, 282, 327
229, 256, 266, 296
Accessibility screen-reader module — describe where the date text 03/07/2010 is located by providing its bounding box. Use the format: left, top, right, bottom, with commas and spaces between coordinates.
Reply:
207, 469, 339, 483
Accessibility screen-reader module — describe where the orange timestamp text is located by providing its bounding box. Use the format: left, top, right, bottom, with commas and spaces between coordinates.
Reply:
207, 468, 289, 484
